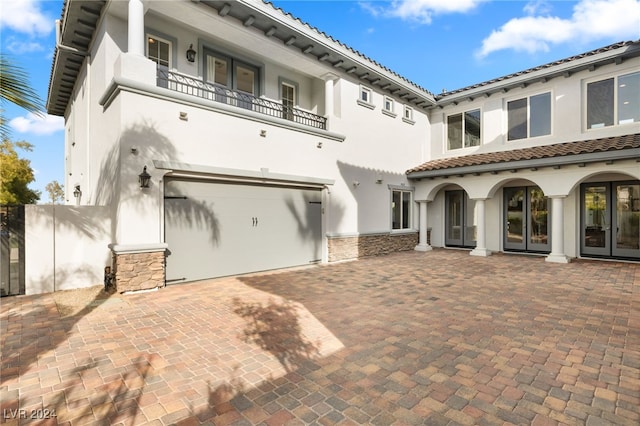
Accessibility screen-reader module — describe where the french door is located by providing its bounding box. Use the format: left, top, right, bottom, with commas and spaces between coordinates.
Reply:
504, 186, 550, 253
581, 182, 640, 259
445, 190, 476, 247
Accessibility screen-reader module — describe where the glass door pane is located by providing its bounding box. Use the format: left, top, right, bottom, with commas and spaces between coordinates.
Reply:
613, 183, 640, 259
445, 191, 463, 246
581, 184, 610, 256
528, 187, 550, 252
504, 188, 526, 250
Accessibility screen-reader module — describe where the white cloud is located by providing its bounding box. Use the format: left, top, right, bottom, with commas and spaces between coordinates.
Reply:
360, 0, 484, 24
5, 36, 45, 54
524, 0, 552, 16
477, 0, 640, 58
0, 0, 54, 36
10, 113, 64, 136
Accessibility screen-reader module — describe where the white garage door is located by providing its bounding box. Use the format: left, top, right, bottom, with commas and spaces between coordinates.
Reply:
164, 179, 322, 283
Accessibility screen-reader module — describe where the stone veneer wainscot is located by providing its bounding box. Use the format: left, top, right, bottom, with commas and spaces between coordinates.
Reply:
328, 232, 425, 262
108, 243, 168, 293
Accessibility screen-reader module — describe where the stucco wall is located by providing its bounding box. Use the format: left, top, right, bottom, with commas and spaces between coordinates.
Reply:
25, 206, 112, 294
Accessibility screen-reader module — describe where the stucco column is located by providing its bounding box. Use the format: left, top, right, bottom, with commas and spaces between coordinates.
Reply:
322, 73, 338, 129
128, 0, 145, 56
415, 200, 432, 252
546, 195, 570, 263
470, 198, 491, 257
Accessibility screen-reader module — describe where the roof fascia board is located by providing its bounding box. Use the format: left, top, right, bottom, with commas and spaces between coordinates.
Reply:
437, 43, 640, 105
407, 148, 640, 179
234, 0, 436, 105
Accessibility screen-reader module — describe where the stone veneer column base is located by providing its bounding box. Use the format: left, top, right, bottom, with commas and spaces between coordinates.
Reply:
109, 243, 168, 293
545, 254, 571, 264
327, 231, 423, 262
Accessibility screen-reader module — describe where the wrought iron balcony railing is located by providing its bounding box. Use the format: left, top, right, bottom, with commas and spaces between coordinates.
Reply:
157, 68, 327, 130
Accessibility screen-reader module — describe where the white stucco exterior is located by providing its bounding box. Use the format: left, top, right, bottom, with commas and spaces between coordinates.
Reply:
40, 0, 639, 294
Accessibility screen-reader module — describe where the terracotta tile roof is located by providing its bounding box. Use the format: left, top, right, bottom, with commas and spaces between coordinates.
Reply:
437, 41, 639, 99
407, 133, 640, 175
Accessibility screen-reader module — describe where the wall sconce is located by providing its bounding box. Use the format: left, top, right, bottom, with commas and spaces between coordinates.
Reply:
138, 166, 151, 189
73, 185, 81, 205
260, 129, 267, 137
375, 173, 383, 184
317, 142, 323, 149
186, 44, 196, 63
352, 180, 360, 187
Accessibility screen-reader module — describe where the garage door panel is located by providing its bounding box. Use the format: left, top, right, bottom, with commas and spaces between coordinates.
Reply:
165, 179, 322, 283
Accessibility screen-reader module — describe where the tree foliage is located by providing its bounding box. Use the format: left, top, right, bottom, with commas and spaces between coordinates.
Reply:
0, 138, 40, 204
0, 54, 45, 140
45, 180, 65, 204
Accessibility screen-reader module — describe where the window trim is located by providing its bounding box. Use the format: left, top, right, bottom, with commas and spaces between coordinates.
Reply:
389, 184, 415, 232
446, 108, 482, 151
402, 105, 415, 124
279, 78, 298, 121
506, 91, 552, 141
145, 30, 177, 69
357, 85, 375, 109
585, 70, 640, 131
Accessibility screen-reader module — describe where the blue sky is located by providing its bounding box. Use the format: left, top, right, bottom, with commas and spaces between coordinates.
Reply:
2, 0, 639, 202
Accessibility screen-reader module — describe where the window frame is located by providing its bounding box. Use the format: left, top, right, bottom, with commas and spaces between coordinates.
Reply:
389, 185, 414, 231
506, 91, 552, 141
382, 96, 396, 118
357, 85, 375, 109
279, 78, 298, 121
446, 108, 482, 151
145, 31, 177, 69
586, 71, 640, 130
402, 105, 415, 124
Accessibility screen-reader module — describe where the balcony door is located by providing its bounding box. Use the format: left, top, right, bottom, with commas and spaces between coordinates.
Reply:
504, 187, 550, 253
581, 182, 640, 259
204, 49, 260, 108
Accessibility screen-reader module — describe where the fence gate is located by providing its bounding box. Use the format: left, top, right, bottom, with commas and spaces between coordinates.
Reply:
0, 205, 25, 296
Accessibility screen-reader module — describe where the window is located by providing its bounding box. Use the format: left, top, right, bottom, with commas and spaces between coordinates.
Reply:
384, 97, 394, 113
391, 189, 412, 230
402, 105, 413, 120
203, 48, 260, 108
507, 92, 551, 140
147, 35, 171, 68
447, 109, 481, 150
587, 71, 640, 129
147, 35, 171, 88
281, 82, 296, 121
360, 86, 372, 103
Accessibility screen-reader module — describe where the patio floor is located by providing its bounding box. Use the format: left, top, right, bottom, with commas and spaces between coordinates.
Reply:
1, 249, 639, 425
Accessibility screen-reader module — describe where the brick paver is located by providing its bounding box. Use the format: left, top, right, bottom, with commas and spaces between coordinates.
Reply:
1, 250, 639, 425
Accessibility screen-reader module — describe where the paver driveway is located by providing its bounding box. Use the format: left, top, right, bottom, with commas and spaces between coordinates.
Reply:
1, 250, 639, 425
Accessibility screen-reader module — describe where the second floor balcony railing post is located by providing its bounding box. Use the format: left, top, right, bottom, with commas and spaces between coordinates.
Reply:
156, 68, 327, 130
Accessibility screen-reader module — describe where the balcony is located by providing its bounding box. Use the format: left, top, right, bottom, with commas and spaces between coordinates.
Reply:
157, 68, 327, 130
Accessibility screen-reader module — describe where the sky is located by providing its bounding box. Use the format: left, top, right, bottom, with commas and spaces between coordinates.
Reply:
1, 0, 639, 203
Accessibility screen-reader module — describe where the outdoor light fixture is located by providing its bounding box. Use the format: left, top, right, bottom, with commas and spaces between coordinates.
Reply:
138, 166, 151, 189
186, 44, 196, 62
73, 185, 81, 206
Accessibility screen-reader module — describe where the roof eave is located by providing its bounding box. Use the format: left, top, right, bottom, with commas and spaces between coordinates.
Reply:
407, 148, 640, 179
433, 41, 640, 108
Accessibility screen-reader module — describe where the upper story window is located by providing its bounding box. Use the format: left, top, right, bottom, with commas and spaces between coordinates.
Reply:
281, 81, 296, 121
391, 189, 412, 230
204, 48, 260, 109
384, 97, 394, 113
147, 36, 171, 69
507, 92, 551, 141
360, 86, 372, 103
403, 106, 413, 121
587, 71, 640, 129
447, 109, 481, 150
